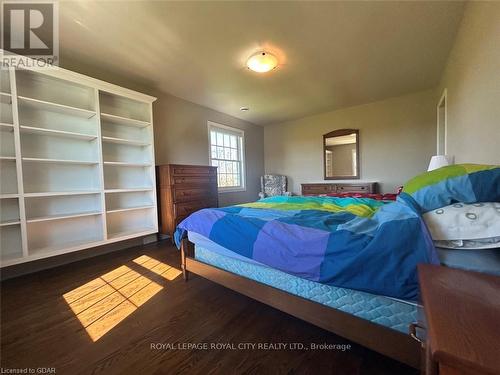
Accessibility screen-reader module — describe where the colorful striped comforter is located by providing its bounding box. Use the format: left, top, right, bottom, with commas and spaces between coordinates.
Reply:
175, 195, 438, 300
175, 164, 499, 300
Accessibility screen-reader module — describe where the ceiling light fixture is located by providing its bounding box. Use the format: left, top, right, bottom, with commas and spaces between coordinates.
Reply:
247, 51, 278, 73
240, 107, 249, 111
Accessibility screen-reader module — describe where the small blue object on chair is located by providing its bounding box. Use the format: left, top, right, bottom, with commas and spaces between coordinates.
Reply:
259, 174, 291, 199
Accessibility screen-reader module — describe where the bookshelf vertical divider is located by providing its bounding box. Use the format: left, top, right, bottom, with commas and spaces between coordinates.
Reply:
0, 60, 157, 267
94, 88, 108, 241
9, 67, 28, 257
148, 103, 158, 232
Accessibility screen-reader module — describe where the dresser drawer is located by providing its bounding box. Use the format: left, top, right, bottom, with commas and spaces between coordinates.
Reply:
301, 184, 335, 194
171, 175, 217, 186
171, 165, 217, 176
336, 184, 369, 193
174, 200, 217, 217
173, 187, 217, 203
301, 182, 376, 195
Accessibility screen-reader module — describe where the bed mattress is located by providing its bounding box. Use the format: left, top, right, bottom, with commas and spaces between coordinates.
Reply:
189, 232, 418, 334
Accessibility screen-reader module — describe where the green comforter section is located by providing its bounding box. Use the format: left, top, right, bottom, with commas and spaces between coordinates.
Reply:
239, 196, 386, 218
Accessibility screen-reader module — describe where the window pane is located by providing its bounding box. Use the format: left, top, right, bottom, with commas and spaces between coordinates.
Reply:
217, 132, 223, 146
230, 148, 237, 160
211, 145, 217, 158
224, 148, 231, 160
227, 162, 233, 173
217, 146, 224, 159
224, 134, 230, 147
220, 174, 227, 187
230, 136, 237, 149
211, 131, 216, 145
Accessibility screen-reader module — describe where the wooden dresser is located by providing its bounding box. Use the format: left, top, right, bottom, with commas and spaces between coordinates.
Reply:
418, 264, 500, 375
156, 164, 218, 238
301, 182, 377, 195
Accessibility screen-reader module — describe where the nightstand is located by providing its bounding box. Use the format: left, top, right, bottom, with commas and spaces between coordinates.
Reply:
418, 264, 500, 375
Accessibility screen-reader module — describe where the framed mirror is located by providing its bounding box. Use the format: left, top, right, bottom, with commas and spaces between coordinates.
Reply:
323, 129, 359, 179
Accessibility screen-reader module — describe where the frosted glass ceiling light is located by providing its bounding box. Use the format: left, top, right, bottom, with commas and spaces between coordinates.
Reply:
247, 52, 278, 73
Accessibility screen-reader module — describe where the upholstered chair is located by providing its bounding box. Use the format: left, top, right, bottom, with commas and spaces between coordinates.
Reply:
259, 175, 291, 199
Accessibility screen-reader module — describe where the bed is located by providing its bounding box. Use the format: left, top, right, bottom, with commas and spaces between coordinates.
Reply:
175, 164, 500, 369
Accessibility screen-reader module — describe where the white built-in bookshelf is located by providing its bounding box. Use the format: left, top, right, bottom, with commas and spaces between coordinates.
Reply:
0, 60, 157, 267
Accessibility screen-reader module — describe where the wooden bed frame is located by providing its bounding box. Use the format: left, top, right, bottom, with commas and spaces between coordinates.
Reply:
180, 238, 422, 369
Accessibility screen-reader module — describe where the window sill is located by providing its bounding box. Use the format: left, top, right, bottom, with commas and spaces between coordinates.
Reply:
218, 187, 247, 194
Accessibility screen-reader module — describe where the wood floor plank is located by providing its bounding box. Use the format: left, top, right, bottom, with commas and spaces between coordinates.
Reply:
1, 241, 417, 375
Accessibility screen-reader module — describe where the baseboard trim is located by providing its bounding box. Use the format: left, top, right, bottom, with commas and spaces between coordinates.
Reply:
0, 235, 159, 280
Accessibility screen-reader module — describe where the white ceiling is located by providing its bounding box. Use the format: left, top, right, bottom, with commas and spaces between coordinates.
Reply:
59, 1, 465, 125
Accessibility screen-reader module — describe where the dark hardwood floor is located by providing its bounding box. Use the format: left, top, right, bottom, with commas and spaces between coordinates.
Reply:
1, 241, 418, 375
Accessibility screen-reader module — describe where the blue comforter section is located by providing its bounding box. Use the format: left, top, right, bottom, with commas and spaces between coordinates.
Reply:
175, 196, 439, 300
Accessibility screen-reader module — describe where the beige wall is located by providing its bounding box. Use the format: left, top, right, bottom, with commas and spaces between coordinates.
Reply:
437, 1, 500, 164
153, 92, 264, 206
264, 90, 436, 194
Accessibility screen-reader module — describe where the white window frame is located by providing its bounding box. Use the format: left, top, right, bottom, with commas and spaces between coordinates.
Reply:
207, 121, 246, 193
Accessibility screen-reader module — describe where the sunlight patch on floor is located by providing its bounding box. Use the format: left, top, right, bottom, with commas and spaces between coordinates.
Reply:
133, 255, 183, 280
63, 255, 181, 341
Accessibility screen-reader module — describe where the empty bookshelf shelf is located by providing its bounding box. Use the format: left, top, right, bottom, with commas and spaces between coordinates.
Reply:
107, 228, 156, 240
0, 194, 19, 199
17, 96, 97, 119
0, 220, 21, 227
0, 123, 14, 131
27, 211, 102, 223
105, 188, 153, 193
24, 191, 101, 198
103, 161, 151, 167
107, 205, 154, 214
0, 92, 12, 104
100, 113, 150, 128
102, 136, 150, 146
22, 157, 99, 165
20, 125, 97, 140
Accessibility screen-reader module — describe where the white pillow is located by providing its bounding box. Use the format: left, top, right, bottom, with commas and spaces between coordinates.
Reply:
433, 237, 500, 249
423, 202, 500, 249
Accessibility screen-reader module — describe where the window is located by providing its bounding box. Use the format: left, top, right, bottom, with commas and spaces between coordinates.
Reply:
208, 121, 245, 192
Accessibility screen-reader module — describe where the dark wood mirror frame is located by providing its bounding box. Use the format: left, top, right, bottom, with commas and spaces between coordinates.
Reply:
323, 129, 360, 180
